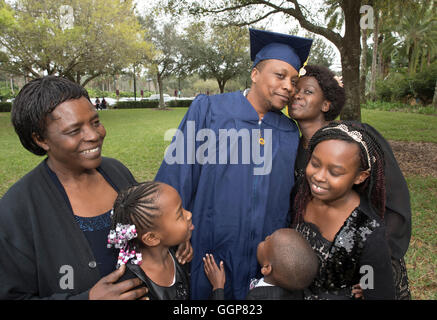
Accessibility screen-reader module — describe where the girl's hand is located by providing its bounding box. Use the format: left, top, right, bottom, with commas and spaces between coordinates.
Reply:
176, 240, 193, 264
203, 253, 225, 290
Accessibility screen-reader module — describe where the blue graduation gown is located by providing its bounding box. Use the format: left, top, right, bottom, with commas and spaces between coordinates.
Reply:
155, 91, 299, 299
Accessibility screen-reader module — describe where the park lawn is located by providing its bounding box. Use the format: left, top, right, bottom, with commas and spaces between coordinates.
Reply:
361, 109, 437, 143
404, 176, 437, 300
0, 107, 436, 299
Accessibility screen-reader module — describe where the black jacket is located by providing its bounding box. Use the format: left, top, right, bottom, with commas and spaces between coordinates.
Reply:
0, 157, 136, 299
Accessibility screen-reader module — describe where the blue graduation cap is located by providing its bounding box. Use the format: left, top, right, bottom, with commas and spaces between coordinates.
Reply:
249, 28, 313, 75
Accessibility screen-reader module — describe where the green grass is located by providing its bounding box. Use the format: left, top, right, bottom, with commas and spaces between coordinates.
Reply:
404, 176, 437, 300
0, 108, 188, 196
362, 109, 437, 143
362, 101, 437, 116
1, 108, 436, 299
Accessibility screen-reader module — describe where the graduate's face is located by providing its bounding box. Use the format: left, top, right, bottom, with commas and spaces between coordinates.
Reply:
251, 59, 298, 112
306, 139, 369, 202
154, 184, 194, 247
288, 76, 330, 121
34, 97, 106, 172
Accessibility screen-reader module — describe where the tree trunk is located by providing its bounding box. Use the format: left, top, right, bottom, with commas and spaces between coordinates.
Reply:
369, 8, 379, 101
378, 34, 384, 76
10, 77, 14, 95
157, 71, 165, 109
133, 65, 137, 101
339, 0, 362, 121
432, 79, 437, 111
218, 79, 226, 93
360, 28, 368, 103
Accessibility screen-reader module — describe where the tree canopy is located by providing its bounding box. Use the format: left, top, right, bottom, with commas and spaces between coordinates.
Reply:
184, 23, 251, 93
165, 0, 363, 120
164, 0, 436, 119
0, 0, 153, 86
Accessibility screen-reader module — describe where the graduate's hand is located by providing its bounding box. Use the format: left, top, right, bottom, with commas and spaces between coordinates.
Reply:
89, 264, 149, 300
203, 253, 225, 291
176, 240, 193, 265
352, 283, 363, 299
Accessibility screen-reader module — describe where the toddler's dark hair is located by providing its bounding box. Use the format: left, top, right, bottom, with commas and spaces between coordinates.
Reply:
271, 228, 319, 291
293, 121, 386, 226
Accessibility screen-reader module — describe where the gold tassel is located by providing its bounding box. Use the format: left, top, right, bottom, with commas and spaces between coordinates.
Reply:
299, 58, 309, 77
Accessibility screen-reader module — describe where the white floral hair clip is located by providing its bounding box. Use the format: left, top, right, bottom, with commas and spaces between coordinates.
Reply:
333, 75, 343, 88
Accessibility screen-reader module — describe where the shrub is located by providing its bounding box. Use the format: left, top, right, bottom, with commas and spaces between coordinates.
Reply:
375, 79, 393, 102
374, 63, 437, 104
361, 101, 436, 115
391, 76, 412, 102
86, 88, 154, 99
0, 87, 15, 102
0, 102, 12, 112
409, 64, 437, 104
167, 99, 194, 108
114, 100, 159, 109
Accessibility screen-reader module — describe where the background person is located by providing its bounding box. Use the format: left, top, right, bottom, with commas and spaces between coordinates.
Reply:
100, 97, 107, 110
95, 97, 101, 110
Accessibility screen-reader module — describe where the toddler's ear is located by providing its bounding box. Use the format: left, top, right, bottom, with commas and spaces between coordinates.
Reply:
142, 232, 160, 247
260, 264, 272, 276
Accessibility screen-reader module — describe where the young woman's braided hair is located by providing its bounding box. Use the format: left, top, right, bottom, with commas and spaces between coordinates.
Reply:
293, 121, 386, 226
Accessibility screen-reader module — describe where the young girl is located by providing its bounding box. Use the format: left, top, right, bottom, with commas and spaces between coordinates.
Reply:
293, 121, 395, 300
107, 181, 194, 300
289, 65, 411, 299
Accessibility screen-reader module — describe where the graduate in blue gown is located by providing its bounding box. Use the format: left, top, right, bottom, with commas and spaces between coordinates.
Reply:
155, 28, 313, 300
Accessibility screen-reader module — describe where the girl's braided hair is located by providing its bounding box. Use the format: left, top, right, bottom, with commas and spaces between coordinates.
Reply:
111, 181, 163, 248
293, 121, 386, 226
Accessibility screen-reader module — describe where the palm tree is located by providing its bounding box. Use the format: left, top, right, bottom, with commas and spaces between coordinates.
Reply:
397, 2, 436, 74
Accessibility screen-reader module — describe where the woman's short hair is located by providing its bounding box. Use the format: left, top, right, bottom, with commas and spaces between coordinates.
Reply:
303, 65, 345, 121
11, 76, 90, 155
